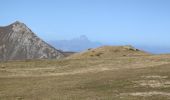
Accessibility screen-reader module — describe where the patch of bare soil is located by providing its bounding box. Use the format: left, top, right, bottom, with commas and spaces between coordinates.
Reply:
122, 91, 170, 97
133, 75, 170, 88
141, 75, 168, 79
134, 80, 170, 88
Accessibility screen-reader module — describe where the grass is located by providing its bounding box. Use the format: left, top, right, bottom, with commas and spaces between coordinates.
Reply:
0, 54, 170, 100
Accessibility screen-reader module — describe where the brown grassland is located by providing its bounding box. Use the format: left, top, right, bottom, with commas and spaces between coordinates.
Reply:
1, 46, 170, 100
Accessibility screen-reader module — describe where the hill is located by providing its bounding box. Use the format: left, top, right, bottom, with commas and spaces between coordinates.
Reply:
67, 45, 150, 59
0, 21, 64, 61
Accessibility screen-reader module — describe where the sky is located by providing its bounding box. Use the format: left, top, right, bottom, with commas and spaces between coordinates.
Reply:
1, 0, 170, 48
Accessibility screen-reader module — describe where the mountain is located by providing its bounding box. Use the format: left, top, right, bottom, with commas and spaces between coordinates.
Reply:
67, 45, 150, 59
49, 35, 102, 52
0, 21, 64, 61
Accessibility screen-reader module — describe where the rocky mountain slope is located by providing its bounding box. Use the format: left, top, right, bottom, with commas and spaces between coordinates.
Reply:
0, 21, 64, 61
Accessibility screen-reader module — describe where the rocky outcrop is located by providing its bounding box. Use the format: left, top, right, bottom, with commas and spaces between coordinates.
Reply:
0, 21, 64, 61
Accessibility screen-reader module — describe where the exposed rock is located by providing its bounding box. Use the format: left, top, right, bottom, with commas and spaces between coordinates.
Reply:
123, 45, 140, 51
0, 21, 64, 61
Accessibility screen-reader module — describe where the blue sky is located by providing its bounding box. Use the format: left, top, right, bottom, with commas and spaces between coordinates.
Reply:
1, 0, 170, 47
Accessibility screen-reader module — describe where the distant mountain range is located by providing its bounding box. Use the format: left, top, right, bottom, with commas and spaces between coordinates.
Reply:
48, 35, 102, 52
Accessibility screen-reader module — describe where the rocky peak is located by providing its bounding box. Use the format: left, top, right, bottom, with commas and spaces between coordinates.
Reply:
0, 21, 64, 61
12, 21, 23, 25
10, 21, 31, 33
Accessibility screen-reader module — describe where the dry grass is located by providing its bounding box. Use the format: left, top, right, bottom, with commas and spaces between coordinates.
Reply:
1, 49, 170, 99
67, 45, 150, 59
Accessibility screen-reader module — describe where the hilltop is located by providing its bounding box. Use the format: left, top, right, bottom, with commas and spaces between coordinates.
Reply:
67, 45, 150, 59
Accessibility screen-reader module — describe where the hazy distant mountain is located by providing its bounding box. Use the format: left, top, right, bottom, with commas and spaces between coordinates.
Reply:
49, 35, 102, 52
0, 21, 64, 61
